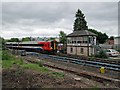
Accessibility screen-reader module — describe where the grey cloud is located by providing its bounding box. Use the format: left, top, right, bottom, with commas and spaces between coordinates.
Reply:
3, 2, 117, 24
2, 2, 71, 24
2, 2, 118, 38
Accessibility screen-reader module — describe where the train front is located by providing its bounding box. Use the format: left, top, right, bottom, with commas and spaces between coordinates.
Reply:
50, 40, 58, 53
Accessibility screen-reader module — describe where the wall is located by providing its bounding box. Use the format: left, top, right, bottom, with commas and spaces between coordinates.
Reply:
67, 36, 96, 56
114, 37, 120, 45
67, 46, 95, 56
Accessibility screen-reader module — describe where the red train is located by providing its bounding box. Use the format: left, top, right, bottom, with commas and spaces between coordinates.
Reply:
6, 40, 58, 54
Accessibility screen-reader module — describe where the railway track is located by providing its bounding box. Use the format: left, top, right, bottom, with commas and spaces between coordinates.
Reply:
11, 49, 119, 64
23, 55, 120, 85
24, 52, 120, 71
12, 50, 120, 72
56, 53, 119, 65
35, 53, 120, 72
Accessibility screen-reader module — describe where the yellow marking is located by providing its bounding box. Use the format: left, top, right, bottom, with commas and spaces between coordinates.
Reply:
100, 67, 105, 74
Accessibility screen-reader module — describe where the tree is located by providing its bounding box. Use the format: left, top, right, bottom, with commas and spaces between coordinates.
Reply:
73, 9, 88, 31
7, 38, 19, 42
109, 36, 114, 40
22, 37, 31, 41
0, 37, 6, 50
88, 29, 108, 44
59, 31, 67, 44
49, 37, 55, 41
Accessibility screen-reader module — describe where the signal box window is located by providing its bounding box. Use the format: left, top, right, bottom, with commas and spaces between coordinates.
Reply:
81, 48, 84, 54
70, 47, 73, 53
85, 41, 88, 43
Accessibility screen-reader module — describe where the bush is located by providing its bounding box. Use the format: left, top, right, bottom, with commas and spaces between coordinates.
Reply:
2, 50, 13, 60
116, 49, 120, 53
95, 50, 108, 59
38, 61, 43, 67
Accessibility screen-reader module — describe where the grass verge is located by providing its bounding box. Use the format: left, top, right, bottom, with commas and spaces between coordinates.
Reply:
2, 50, 64, 78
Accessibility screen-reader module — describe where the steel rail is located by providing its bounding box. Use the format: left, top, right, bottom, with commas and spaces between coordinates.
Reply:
24, 52, 120, 71
37, 53, 120, 71
24, 56, 120, 84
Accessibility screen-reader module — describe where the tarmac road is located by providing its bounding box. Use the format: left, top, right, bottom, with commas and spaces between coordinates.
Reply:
109, 55, 120, 60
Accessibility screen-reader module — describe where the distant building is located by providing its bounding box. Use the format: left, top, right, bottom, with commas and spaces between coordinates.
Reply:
104, 39, 114, 45
114, 36, 120, 49
100, 39, 114, 49
114, 36, 120, 44
67, 30, 97, 56
99, 36, 120, 49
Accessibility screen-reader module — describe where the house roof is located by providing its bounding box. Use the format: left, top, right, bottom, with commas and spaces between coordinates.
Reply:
67, 30, 97, 37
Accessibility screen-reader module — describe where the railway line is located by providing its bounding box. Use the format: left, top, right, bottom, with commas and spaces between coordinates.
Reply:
8, 49, 119, 88
10, 49, 120, 72
35, 53, 120, 72
56, 53, 119, 65
20, 54, 120, 85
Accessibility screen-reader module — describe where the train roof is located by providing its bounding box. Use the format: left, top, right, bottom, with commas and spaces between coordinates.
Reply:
6, 41, 51, 44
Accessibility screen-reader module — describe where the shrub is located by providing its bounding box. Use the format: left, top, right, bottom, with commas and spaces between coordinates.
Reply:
38, 61, 43, 67
117, 49, 120, 53
95, 50, 108, 59
2, 50, 13, 60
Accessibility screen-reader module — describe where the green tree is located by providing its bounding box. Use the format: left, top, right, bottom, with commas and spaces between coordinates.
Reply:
59, 31, 67, 44
22, 37, 31, 41
49, 37, 55, 41
109, 36, 114, 40
0, 37, 6, 50
7, 38, 19, 42
73, 9, 88, 31
88, 29, 108, 44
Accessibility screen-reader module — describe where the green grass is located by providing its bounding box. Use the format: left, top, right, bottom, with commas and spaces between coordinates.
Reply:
21, 63, 65, 78
21, 63, 49, 73
2, 59, 14, 69
0, 50, 2, 57
91, 87, 100, 90
2, 50, 65, 78
50, 72, 65, 78
0, 50, 2, 67
2, 50, 13, 60
2, 51, 49, 73
2, 58, 24, 69
2, 50, 24, 69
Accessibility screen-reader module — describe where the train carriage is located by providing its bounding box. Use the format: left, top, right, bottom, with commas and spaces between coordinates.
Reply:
6, 40, 58, 54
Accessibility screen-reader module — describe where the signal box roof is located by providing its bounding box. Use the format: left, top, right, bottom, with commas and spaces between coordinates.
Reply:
67, 30, 97, 37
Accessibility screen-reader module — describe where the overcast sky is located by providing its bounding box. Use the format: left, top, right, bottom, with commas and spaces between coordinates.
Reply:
1, 2, 119, 39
